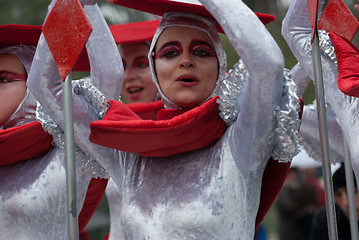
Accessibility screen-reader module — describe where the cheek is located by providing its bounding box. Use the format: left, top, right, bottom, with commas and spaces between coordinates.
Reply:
0, 83, 26, 124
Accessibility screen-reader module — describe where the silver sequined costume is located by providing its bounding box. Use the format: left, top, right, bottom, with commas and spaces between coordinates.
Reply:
7, 2, 121, 239
29, 0, 300, 239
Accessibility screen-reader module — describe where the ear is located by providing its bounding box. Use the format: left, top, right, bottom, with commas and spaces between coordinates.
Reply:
329, 32, 359, 97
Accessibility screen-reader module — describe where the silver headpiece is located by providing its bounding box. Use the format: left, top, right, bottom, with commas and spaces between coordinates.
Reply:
0, 45, 37, 129
148, 12, 227, 109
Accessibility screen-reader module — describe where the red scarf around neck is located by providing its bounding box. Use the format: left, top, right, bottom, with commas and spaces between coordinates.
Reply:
0, 121, 53, 166
90, 96, 228, 157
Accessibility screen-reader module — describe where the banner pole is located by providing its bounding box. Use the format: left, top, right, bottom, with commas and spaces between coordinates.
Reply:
63, 71, 78, 240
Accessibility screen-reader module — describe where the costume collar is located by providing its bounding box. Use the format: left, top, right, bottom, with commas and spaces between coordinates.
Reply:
0, 121, 53, 166
90, 96, 227, 157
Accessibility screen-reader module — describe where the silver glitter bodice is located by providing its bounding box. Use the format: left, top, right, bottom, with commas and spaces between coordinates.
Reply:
27, 0, 301, 239
0, 147, 92, 239
107, 133, 262, 240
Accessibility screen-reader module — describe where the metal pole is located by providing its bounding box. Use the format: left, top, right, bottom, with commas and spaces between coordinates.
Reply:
63, 71, 78, 240
311, 33, 338, 240
342, 135, 359, 240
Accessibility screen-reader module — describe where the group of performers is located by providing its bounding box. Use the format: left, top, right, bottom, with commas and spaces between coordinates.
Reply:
1, 0, 359, 239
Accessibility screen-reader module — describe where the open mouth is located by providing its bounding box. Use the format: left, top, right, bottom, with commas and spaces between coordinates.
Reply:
179, 78, 196, 82
128, 87, 144, 94
176, 74, 199, 83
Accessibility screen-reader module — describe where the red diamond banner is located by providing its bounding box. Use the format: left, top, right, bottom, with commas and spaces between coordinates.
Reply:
307, 0, 319, 42
43, 0, 92, 81
318, 0, 359, 41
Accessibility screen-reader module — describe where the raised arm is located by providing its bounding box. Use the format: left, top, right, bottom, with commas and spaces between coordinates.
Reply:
282, 0, 359, 182
282, 0, 342, 110
27, 0, 122, 179
84, 4, 123, 99
201, 0, 291, 177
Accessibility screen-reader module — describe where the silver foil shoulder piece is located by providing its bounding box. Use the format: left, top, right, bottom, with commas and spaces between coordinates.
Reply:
217, 59, 247, 125
305, 29, 337, 65
73, 78, 111, 118
272, 69, 301, 162
36, 103, 108, 178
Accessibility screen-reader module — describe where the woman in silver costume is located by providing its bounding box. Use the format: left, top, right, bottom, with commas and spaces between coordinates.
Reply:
0, 25, 93, 239
29, 0, 301, 239
104, 20, 161, 240
0, 3, 120, 240
117, 20, 160, 104
282, 0, 359, 182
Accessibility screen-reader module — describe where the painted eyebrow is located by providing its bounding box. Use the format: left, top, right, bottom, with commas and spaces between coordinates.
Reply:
133, 56, 148, 61
157, 41, 180, 51
190, 40, 214, 48
0, 70, 27, 81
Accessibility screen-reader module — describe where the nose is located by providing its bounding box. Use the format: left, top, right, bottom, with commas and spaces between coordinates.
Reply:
124, 67, 136, 82
179, 52, 194, 68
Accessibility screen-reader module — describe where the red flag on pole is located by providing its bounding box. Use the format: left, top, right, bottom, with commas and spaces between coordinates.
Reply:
318, 0, 359, 41
307, 0, 319, 42
42, 0, 92, 80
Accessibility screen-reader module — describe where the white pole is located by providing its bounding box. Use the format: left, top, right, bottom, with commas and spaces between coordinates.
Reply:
63, 71, 79, 240
311, 33, 338, 240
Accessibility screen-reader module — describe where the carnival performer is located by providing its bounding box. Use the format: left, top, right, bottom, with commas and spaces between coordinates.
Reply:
103, 19, 160, 240
117, 20, 161, 104
282, 0, 359, 184
0, 23, 100, 239
4, 1, 122, 240
28, 0, 301, 239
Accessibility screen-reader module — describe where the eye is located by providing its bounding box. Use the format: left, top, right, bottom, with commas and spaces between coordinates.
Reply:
166, 50, 180, 58
134, 58, 149, 68
191, 42, 216, 58
193, 49, 211, 57
0, 71, 27, 83
155, 42, 182, 60
0, 77, 12, 83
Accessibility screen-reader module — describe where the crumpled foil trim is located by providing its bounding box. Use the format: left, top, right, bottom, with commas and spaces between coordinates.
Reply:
73, 78, 110, 118
36, 103, 108, 178
272, 69, 301, 162
217, 60, 301, 162
217, 60, 246, 125
305, 29, 337, 65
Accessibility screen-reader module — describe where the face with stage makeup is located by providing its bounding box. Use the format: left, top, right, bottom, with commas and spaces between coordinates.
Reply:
120, 42, 158, 103
0, 53, 27, 126
154, 26, 218, 108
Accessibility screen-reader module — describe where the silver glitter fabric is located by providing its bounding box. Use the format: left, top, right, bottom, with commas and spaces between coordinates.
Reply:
217, 60, 246, 125
217, 61, 301, 162
27, 3, 120, 181
36, 103, 108, 178
0, 147, 93, 239
101, 0, 300, 239
73, 78, 110, 118
304, 29, 337, 65
283, 0, 359, 177
300, 103, 344, 164
0, 43, 92, 240
289, 62, 344, 164
27, 0, 301, 239
4, 3, 120, 239
272, 68, 301, 162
